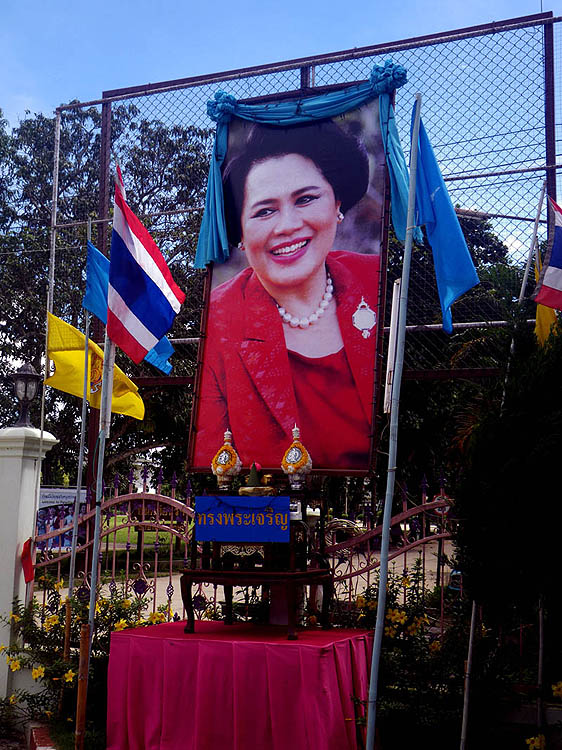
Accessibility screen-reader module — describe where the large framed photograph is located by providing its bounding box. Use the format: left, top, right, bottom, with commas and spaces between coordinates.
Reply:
189, 96, 389, 473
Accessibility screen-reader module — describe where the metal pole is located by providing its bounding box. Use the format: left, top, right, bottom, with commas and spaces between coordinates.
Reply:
86, 100, 112, 497
30, 108, 61, 603
69, 219, 92, 597
544, 21, 557, 204
460, 600, 477, 750
47, 110, 61, 316
537, 596, 544, 731
365, 93, 422, 749
518, 181, 546, 304
384, 279, 401, 414
87, 333, 115, 653
501, 182, 547, 411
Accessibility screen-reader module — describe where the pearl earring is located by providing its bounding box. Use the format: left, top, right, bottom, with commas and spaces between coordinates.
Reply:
337, 211, 344, 223
237, 241, 245, 251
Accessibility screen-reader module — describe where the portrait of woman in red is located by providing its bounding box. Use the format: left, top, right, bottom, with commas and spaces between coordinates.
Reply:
192, 113, 385, 471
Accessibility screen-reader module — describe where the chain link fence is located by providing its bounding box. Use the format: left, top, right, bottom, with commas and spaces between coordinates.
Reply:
46, 13, 559, 389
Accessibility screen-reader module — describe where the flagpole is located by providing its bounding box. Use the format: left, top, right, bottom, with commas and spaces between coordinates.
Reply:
365, 93, 422, 750
518, 180, 546, 304
501, 182, 547, 410
87, 332, 115, 654
384, 278, 401, 414
68, 222, 93, 597
460, 600, 478, 750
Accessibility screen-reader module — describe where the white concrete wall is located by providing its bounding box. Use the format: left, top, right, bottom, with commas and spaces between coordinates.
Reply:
0, 426, 57, 698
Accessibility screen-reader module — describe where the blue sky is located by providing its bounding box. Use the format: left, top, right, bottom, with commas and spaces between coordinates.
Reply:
1, 0, 554, 128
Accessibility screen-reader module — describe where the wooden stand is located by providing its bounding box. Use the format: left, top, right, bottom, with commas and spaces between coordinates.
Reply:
180, 568, 332, 640
181, 488, 332, 639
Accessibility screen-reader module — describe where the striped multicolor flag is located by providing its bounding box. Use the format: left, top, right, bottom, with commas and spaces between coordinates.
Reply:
534, 248, 557, 345
107, 176, 185, 363
83, 241, 175, 374
534, 197, 562, 311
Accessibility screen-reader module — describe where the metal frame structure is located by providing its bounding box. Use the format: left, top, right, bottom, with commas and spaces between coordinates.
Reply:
42, 12, 560, 487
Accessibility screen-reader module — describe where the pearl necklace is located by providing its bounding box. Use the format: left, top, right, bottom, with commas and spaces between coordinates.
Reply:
276, 274, 333, 329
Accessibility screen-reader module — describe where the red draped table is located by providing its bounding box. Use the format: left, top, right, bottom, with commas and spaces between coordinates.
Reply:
107, 621, 373, 750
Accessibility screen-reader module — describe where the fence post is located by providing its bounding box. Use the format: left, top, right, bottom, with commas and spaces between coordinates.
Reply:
0, 426, 58, 698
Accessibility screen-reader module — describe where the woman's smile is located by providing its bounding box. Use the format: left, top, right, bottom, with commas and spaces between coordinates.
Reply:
270, 238, 309, 259
240, 153, 340, 297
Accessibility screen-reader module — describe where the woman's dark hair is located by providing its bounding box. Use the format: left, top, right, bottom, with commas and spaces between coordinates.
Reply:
222, 121, 370, 245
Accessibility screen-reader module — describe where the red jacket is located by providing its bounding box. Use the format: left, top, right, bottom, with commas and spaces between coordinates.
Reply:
191, 251, 381, 470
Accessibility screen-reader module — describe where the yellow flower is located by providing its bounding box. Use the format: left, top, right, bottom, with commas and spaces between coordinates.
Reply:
114, 620, 128, 632
10, 613, 21, 623
356, 595, 366, 609
63, 670, 76, 683
148, 612, 166, 624
6, 655, 11, 665
9, 659, 21, 672
367, 600, 377, 611
32, 665, 46, 680
122, 599, 131, 609
553, 681, 562, 699
400, 576, 411, 588
9, 694, 17, 705
43, 614, 60, 632
0, 644, 5, 653
54, 580, 64, 591
44, 710, 52, 719
384, 625, 396, 638
526, 734, 546, 750
429, 641, 441, 653
386, 608, 406, 625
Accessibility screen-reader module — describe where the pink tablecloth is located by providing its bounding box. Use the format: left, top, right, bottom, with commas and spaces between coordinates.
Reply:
107, 621, 373, 750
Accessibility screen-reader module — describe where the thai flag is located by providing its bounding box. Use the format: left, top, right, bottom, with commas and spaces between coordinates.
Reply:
107, 178, 185, 363
534, 197, 562, 310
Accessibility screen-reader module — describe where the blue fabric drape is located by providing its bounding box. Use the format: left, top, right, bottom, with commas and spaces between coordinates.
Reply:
194, 60, 413, 268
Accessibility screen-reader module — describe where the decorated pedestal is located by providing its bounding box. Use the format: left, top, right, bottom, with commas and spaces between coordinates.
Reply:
281, 424, 312, 490
211, 429, 241, 489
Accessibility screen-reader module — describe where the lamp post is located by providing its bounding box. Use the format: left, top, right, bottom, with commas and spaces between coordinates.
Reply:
8, 362, 42, 428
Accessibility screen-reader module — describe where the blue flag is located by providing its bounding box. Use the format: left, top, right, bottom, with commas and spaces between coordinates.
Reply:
144, 336, 174, 375
411, 110, 479, 334
83, 241, 110, 324
82, 241, 175, 374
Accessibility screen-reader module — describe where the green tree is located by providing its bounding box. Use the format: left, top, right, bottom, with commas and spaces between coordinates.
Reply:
454, 321, 562, 622
0, 105, 212, 485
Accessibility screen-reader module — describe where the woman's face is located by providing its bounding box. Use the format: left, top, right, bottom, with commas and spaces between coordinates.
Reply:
239, 153, 340, 295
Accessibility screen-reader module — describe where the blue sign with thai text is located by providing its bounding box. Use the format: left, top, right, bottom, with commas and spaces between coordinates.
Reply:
195, 496, 290, 543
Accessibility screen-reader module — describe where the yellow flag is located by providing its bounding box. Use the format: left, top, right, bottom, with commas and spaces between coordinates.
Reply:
534, 260, 557, 346
46, 313, 144, 420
